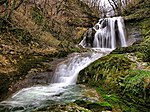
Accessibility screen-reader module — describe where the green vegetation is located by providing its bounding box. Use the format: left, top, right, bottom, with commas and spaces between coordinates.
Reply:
78, 54, 133, 89
0, 0, 149, 112
78, 6, 150, 110
124, 70, 150, 102
34, 100, 112, 112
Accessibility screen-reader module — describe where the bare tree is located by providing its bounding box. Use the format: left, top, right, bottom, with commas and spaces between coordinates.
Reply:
82, 0, 140, 16
0, 0, 24, 19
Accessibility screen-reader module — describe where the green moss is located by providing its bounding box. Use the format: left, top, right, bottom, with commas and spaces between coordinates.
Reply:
78, 54, 149, 112
96, 84, 149, 112
140, 18, 150, 36
124, 70, 150, 101
78, 54, 133, 89
74, 100, 112, 112
96, 102, 112, 107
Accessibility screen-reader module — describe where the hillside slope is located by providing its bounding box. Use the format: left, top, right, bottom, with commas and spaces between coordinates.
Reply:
0, 0, 98, 101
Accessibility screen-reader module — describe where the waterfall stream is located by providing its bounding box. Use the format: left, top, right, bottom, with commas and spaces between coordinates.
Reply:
0, 17, 128, 112
79, 16, 127, 49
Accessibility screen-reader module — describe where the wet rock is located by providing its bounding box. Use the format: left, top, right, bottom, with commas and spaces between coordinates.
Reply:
3, 57, 65, 101
34, 103, 92, 112
74, 100, 112, 112
84, 28, 96, 47
82, 87, 104, 102
34, 85, 111, 112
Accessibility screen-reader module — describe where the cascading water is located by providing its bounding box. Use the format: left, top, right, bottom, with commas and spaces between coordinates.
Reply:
79, 16, 127, 49
0, 50, 112, 112
0, 16, 128, 112
52, 48, 113, 85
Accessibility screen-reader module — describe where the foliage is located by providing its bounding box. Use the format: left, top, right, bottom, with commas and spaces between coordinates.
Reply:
124, 70, 150, 100
78, 54, 149, 111
123, 0, 150, 17
0, 19, 38, 45
78, 54, 133, 90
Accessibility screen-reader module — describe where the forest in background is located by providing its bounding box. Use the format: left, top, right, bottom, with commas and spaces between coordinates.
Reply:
0, 0, 99, 101
0, 0, 150, 111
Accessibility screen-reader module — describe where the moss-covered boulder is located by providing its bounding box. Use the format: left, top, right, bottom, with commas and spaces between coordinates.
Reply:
34, 100, 112, 112
78, 54, 133, 89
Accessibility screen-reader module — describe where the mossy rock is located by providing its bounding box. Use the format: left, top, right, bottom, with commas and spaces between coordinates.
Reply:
35, 100, 112, 112
78, 55, 150, 112
78, 54, 133, 88
40, 32, 61, 47
124, 70, 150, 104
34, 103, 92, 112
74, 100, 112, 112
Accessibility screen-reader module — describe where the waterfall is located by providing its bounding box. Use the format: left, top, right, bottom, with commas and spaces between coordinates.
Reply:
53, 50, 111, 85
79, 16, 127, 49
0, 50, 112, 112
0, 17, 128, 111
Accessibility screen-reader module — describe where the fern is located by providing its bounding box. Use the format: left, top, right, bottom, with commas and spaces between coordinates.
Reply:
124, 70, 150, 98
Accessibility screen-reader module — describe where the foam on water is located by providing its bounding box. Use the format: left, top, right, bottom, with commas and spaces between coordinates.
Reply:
0, 16, 128, 112
0, 49, 113, 112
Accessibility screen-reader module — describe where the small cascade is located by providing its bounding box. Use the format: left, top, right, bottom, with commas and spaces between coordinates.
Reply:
79, 16, 127, 49
0, 16, 128, 112
0, 50, 112, 112
53, 51, 110, 85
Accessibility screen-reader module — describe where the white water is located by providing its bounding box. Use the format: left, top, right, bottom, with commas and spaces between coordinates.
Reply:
79, 16, 127, 49
0, 16, 127, 111
53, 51, 110, 85
0, 49, 112, 111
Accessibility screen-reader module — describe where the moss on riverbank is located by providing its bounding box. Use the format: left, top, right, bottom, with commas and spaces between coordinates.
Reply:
78, 53, 149, 111
78, 14, 150, 112
77, 1, 150, 111
0, 0, 149, 112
